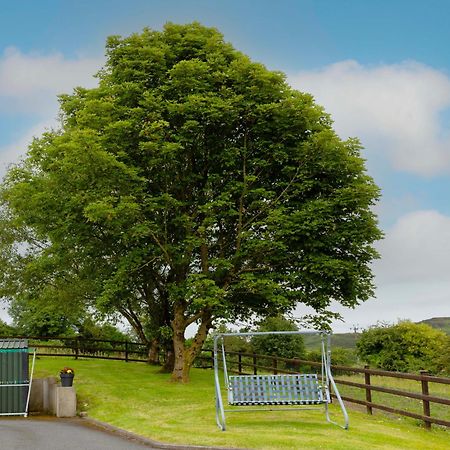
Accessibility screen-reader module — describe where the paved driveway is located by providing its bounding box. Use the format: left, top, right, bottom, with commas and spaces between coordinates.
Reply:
0, 417, 161, 450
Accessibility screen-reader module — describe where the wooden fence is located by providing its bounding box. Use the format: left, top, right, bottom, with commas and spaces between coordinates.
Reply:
2, 336, 149, 363
3, 336, 448, 429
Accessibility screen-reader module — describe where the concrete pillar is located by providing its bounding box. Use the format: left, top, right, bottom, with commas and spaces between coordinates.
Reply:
55, 386, 76, 418
46, 377, 58, 414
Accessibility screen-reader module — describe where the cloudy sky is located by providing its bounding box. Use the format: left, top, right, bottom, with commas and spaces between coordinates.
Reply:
1, 0, 449, 332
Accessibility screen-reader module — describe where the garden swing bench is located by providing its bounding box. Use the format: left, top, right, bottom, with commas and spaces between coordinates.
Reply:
213, 331, 349, 431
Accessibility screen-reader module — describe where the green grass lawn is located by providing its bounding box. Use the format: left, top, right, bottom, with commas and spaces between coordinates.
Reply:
34, 357, 449, 449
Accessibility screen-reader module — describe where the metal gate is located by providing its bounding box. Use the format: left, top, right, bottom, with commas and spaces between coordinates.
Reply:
0, 339, 36, 417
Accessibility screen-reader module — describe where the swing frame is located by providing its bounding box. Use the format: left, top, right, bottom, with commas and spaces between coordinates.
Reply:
213, 330, 349, 431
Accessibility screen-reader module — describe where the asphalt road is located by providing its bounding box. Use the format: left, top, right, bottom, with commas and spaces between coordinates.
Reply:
0, 417, 161, 450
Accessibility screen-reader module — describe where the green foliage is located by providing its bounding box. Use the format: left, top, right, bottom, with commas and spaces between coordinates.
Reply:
435, 335, 450, 376
9, 295, 84, 337
0, 22, 382, 380
356, 321, 449, 374
0, 318, 17, 337
307, 346, 358, 375
75, 318, 130, 342
204, 324, 252, 353
251, 316, 305, 359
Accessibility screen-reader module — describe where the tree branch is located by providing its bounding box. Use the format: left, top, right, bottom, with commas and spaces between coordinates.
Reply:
236, 132, 248, 252
149, 230, 172, 266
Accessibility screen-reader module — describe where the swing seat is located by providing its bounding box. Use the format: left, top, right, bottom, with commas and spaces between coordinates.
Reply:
228, 373, 325, 406
214, 331, 349, 431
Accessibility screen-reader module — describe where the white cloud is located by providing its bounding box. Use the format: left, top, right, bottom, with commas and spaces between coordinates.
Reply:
330, 282, 450, 332
327, 210, 450, 331
0, 48, 104, 175
374, 209, 450, 284
289, 60, 450, 176
0, 47, 102, 115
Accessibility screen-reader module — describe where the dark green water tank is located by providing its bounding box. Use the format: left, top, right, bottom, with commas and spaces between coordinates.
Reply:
0, 339, 29, 415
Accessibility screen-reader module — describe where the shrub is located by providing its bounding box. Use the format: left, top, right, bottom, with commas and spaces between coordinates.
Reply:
356, 321, 448, 374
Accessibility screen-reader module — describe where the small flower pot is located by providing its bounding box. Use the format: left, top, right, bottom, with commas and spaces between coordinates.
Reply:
60, 373, 74, 387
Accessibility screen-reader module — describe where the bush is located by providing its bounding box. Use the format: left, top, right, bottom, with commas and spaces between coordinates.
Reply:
306, 346, 358, 375
356, 321, 448, 374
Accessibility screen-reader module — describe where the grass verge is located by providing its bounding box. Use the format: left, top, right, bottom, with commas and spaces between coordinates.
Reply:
34, 357, 448, 449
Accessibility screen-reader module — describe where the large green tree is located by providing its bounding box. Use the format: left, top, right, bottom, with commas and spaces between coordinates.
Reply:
0, 23, 381, 382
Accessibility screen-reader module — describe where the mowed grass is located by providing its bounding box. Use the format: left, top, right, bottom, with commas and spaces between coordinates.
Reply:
34, 357, 449, 449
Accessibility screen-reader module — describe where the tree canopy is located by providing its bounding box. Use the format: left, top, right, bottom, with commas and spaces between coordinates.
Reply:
0, 22, 382, 381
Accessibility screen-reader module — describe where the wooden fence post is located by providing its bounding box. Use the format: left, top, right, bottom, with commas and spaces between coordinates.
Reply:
273, 357, 278, 375
253, 353, 257, 375
238, 352, 242, 374
75, 337, 79, 360
125, 341, 129, 362
420, 370, 431, 429
364, 365, 373, 415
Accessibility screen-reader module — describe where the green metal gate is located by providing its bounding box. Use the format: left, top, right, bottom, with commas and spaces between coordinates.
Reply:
0, 339, 36, 417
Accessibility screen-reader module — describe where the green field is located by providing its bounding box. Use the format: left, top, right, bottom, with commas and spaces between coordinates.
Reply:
33, 357, 449, 449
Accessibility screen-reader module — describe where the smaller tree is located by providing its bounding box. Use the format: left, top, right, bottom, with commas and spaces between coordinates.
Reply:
251, 315, 306, 359
0, 319, 17, 337
9, 296, 83, 337
205, 324, 252, 354
356, 321, 448, 374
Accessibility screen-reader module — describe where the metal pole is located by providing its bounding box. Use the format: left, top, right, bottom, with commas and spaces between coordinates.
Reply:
24, 349, 36, 417
213, 335, 226, 430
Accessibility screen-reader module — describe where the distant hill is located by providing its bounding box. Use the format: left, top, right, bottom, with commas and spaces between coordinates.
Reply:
303, 332, 360, 350
303, 317, 450, 351
418, 317, 450, 334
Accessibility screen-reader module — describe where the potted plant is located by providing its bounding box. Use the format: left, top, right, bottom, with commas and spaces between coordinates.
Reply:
60, 367, 75, 387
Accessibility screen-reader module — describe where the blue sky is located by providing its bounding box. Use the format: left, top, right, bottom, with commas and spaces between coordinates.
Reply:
1, 0, 450, 331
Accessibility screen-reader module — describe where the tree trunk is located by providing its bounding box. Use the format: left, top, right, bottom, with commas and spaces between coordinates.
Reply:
160, 348, 175, 373
171, 305, 212, 383
147, 338, 160, 365
171, 303, 189, 382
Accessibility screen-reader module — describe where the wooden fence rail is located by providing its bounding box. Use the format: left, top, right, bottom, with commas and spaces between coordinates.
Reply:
1, 335, 149, 363
2, 336, 448, 428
